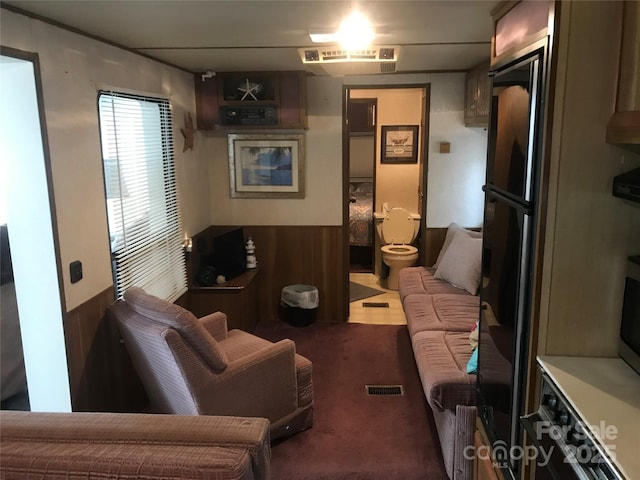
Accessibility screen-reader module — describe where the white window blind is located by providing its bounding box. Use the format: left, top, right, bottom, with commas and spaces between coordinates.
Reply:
98, 91, 186, 302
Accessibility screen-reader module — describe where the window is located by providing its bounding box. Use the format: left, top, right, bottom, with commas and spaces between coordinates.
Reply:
98, 92, 186, 302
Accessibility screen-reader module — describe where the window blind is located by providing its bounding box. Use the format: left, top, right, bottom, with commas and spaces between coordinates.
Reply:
98, 91, 186, 302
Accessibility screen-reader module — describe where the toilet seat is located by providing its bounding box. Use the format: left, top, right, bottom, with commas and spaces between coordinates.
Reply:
381, 244, 418, 256
381, 208, 415, 245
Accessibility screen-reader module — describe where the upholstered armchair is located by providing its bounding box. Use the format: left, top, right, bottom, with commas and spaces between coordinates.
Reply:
108, 287, 313, 440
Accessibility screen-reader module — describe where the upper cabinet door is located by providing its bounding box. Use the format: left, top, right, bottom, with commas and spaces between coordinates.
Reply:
348, 99, 376, 135
194, 71, 307, 130
491, 0, 552, 66
465, 61, 490, 128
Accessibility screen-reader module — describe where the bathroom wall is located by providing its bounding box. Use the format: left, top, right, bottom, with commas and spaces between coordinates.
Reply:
350, 88, 423, 215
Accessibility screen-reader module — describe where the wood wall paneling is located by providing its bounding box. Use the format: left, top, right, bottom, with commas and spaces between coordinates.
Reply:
64, 286, 147, 413
244, 225, 345, 323
423, 228, 448, 267
185, 225, 345, 325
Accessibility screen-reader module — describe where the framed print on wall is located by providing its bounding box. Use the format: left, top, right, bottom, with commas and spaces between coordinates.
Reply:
227, 133, 305, 198
381, 125, 419, 164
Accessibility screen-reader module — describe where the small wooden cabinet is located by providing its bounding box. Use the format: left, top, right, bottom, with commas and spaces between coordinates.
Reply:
187, 269, 261, 333
464, 60, 490, 128
194, 71, 307, 130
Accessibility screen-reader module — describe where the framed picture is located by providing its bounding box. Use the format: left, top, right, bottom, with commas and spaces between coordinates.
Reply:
228, 133, 305, 198
381, 125, 419, 164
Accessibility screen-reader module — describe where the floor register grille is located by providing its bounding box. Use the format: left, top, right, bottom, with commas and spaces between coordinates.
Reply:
365, 385, 404, 396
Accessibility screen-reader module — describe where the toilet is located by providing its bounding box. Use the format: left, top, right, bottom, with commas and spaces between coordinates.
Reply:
374, 206, 421, 290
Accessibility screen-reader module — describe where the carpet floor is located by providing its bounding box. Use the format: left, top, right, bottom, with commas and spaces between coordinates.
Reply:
253, 321, 448, 480
349, 281, 386, 303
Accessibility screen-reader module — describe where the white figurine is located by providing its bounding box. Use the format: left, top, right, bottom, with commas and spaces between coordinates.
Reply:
246, 237, 257, 269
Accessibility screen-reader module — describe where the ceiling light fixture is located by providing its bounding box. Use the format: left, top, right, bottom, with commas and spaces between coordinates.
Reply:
308, 11, 375, 50
337, 11, 375, 50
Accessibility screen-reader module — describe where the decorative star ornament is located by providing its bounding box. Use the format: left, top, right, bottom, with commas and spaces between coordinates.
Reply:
237, 78, 263, 101
181, 112, 195, 152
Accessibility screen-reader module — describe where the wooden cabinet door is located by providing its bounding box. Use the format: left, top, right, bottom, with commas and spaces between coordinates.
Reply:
194, 75, 219, 129
465, 61, 490, 128
194, 71, 306, 130
348, 98, 376, 134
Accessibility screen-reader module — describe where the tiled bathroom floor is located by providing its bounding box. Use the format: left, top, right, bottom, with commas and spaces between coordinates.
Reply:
347, 272, 407, 326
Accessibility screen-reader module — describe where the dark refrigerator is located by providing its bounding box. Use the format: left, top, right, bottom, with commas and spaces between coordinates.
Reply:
476, 48, 547, 480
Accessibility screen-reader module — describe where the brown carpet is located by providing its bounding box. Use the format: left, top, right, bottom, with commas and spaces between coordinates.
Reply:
253, 321, 448, 480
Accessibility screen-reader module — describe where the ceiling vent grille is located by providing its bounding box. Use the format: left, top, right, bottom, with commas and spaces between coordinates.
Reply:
298, 45, 399, 76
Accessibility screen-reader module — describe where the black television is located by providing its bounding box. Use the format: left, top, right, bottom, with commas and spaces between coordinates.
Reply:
210, 227, 247, 281
619, 256, 640, 375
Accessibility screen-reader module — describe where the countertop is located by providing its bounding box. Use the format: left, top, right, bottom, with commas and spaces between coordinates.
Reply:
538, 356, 640, 480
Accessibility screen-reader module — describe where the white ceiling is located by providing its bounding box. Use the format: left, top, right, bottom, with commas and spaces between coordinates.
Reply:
3, 1, 499, 75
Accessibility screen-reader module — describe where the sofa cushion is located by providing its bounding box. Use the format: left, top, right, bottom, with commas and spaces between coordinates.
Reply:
411, 330, 476, 411
402, 293, 480, 337
124, 287, 228, 370
398, 267, 470, 301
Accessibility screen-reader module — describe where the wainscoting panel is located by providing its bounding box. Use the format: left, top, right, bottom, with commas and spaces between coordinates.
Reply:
423, 228, 448, 267
186, 225, 346, 325
64, 286, 147, 412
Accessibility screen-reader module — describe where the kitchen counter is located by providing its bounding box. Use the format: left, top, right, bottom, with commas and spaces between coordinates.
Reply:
538, 356, 640, 480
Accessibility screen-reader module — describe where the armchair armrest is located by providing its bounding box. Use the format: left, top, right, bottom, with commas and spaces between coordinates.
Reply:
202, 339, 299, 422
199, 312, 228, 341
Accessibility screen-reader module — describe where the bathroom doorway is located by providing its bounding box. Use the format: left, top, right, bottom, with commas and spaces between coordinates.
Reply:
343, 85, 430, 308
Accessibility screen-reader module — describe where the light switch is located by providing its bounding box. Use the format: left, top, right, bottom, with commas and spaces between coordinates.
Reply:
70, 260, 83, 283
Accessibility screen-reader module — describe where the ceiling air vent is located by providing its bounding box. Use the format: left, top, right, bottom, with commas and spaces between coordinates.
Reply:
298, 45, 399, 76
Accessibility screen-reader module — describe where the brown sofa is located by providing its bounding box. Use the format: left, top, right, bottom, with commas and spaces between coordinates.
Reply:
0, 411, 270, 480
399, 266, 478, 480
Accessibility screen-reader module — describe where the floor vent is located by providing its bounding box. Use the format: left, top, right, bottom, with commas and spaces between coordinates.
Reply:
366, 385, 404, 396
362, 302, 390, 308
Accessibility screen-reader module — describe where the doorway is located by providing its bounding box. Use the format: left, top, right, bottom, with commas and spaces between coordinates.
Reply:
0, 49, 71, 412
347, 97, 377, 273
344, 85, 430, 311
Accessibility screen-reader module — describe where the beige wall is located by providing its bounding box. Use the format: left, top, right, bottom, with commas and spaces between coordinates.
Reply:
538, 0, 640, 356
1, 10, 206, 310
206, 75, 344, 226
348, 74, 487, 229
207, 73, 487, 228
0, 9, 489, 310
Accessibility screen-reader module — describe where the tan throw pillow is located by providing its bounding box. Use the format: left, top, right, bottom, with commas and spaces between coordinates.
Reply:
434, 229, 483, 295
433, 223, 482, 269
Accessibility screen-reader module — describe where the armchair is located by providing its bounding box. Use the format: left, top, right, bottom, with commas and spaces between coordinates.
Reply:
108, 287, 313, 440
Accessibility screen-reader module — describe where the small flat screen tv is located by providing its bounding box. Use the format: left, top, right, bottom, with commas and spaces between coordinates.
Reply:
211, 228, 246, 281
619, 257, 640, 375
